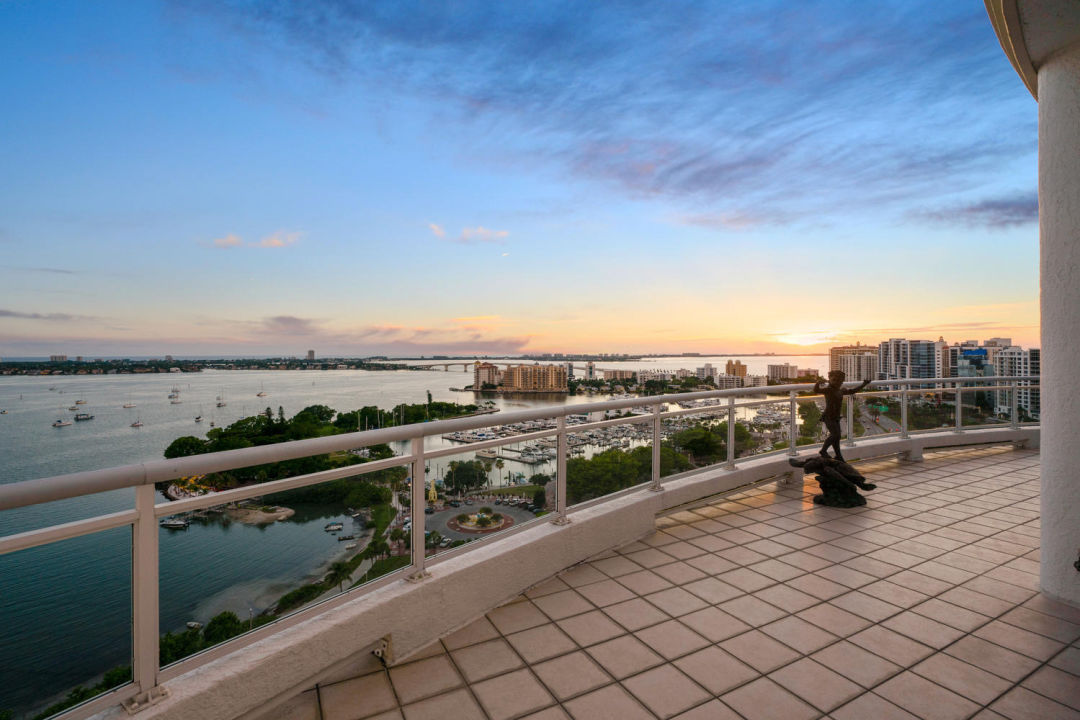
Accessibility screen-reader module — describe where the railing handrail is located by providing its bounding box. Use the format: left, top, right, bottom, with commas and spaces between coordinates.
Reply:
0, 376, 1039, 512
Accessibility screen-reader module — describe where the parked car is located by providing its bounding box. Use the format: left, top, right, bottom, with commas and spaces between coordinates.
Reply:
449, 500, 461, 508
439, 538, 452, 548
424, 507, 434, 514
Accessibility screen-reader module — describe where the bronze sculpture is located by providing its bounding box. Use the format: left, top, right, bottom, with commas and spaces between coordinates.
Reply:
812, 370, 870, 463
789, 454, 877, 507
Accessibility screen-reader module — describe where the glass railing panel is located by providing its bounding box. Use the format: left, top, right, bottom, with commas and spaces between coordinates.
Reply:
961, 386, 1005, 427
0, 527, 132, 720
425, 438, 552, 554
901, 389, 958, 431
852, 393, 902, 439
567, 415, 656, 507
157, 457, 411, 668
744, 397, 803, 454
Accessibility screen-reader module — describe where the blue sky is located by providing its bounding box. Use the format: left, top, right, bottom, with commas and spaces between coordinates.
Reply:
0, 0, 1039, 357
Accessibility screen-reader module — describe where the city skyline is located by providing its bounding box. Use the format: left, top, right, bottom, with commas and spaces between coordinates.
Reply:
1, 1, 1039, 357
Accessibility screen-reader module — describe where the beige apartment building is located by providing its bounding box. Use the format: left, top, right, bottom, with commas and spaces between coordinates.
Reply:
502, 363, 568, 392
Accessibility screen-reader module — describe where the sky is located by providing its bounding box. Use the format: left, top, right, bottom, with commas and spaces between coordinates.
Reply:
0, 1, 1040, 358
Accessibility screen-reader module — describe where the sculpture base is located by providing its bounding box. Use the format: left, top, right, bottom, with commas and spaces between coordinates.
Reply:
789, 456, 878, 510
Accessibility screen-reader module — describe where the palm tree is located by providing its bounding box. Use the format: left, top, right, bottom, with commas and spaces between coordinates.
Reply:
495, 458, 505, 484
327, 561, 351, 593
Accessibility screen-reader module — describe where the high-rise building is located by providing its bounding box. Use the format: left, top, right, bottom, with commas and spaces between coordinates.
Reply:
585, 362, 596, 380
829, 343, 869, 372
603, 370, 636, 381
502, 364, 568, 392
307, 349, 315, 361
839, 352, 879, 382
639, 369, 675, 385
766, 363, 799, 381
994, 346, 1040, 419
49, 355, 67, 362
725, 360, 747, 377
877, 338, 946, 381
472, 361, 501, 388
695, 363, 717, 381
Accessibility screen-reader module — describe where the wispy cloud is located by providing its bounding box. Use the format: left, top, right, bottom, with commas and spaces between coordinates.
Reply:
0, 266, 79, 275
456, 226, 508, 244
206, 230, 303, 249
262, 315, 319, 334
672, 211, 782, 231
914, 192, 1038, 228
213, 233, 244, 248
253, 230, 302, 248
218, 314, 532, 355
452, 315, 501, 323
428, 222, 445, 238
0, 308, 95, 321
188, 1, 1036, 224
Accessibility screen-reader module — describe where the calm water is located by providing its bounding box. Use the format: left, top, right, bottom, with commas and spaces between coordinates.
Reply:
0, 356, 824, 716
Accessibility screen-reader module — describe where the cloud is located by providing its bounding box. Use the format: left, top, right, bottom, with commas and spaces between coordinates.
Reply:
428, 222, 445, 237
213, 314, 532, 355
0, 265, 79, 275
456, 226, 509, 244
914, 192, 1038, 228
452, 315, 501, 323
253, 230, 302, 248
184, 1, 1037, 224
262, 315, 320, 335
213, 233, 244, 248
0, 308, 94, 321
673, 211, 783, 231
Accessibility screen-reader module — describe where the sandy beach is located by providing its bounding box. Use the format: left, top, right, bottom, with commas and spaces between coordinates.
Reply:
226, 505, 296, 524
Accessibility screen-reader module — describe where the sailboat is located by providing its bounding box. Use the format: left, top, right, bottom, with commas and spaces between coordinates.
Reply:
256, 383, 267, 397
122, 393, 136, 409
216, 389, 227, 408
195, 407, 204, 423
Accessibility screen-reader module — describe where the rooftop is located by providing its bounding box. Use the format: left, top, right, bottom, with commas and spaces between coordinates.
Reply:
278, 445, 1079, 720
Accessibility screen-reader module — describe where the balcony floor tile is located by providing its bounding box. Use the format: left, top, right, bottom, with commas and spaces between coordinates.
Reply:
302, 447, 1080, 720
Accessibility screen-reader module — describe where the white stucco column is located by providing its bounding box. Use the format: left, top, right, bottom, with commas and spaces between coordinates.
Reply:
1038, 41, 1080, 605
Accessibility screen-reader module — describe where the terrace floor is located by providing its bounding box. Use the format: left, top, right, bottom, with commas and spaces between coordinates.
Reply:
297, 445, 1080, 720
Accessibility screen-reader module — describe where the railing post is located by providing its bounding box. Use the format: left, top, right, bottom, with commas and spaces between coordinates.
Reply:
408, 437, 429, 581
844, 393, 856, 447
725, 397, 736, 469
1010, 380, 1019, 429
787, 391, 798, 456
900, 388, 909, 438
954, 382, 963, 432
650, 404, 663, 491
125, 483, 168, 713
551, 415, 570, 524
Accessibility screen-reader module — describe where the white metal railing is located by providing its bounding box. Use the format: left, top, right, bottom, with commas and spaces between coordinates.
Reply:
0, 375, 1039, 719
